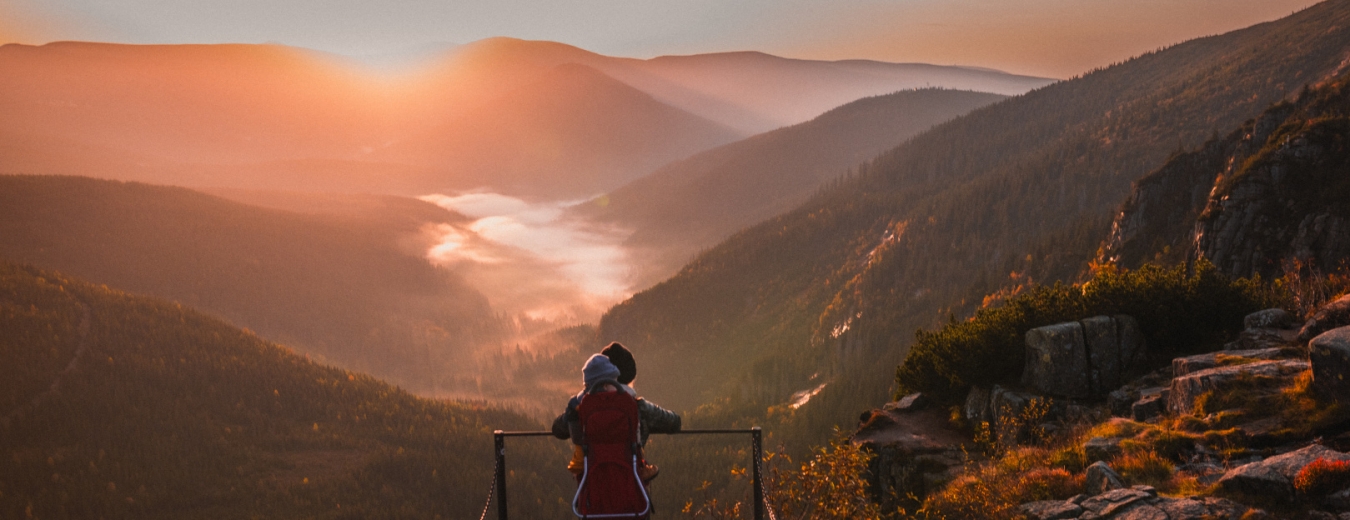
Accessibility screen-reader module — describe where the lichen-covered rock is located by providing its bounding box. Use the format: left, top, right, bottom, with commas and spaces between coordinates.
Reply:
1083, 316, 1124, 393
1108, 388, 1138, 417
1019, 499, 1083, 520
1168, 359, 1309, 415
964, 386, 992, 425
1084, 437, 1124, 463
1217, 444, 1350, 501
1085, 461, 1126, 496
1301, 295, 1350, 343
1131, 392, 1166, 421
1311, 327, 1350, 402
1023, 316, 1146, 399
1245, 308, 1296, 330
1078, 486, 1150, 518
1020, 488, 1255, 519
1223, 327, 1299, 351
1025, 322, 1092, 398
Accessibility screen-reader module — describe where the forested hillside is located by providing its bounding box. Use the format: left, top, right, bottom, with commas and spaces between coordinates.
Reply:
0, 175, 503, 393
596, 0, 1350, 436
0, 262, 571, 519
577, 88, 1007, 290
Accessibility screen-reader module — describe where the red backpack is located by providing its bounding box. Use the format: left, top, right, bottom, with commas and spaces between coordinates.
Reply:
571, 381, 651, 519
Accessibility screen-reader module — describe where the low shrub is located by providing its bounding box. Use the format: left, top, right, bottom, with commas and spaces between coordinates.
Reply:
897, 260, 1272, 403
764, 432, 882, 520
1294, 458, 1350, 497
915, 448, 1082, 520
1113, 450, 1174, 488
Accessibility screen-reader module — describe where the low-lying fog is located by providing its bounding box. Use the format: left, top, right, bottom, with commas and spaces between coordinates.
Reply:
420, 191, 633, 326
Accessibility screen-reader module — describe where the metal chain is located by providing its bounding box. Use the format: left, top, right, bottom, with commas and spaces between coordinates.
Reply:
756, 453, 779, 520
477, 448, 501, 520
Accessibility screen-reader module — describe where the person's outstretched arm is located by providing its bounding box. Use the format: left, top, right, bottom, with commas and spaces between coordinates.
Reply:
638, 398, 681, 433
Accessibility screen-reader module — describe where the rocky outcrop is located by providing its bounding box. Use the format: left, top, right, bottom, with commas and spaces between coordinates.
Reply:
1103, 76, 1350, 279
1024, 316, 1146, 399
1171, 347, 1292, 377
1084, 461, 1125, 495
1217, 444, 1350, 501
1245, 308, 1296, 330
1311, 326, 1350, 401
1167, 359, 1309, 415
853, 400, 974, 510
1302, 295, 1350, 343
1019, 486, 1256, 520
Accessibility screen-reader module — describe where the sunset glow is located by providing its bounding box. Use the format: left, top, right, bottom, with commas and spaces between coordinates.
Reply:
1, 0, 1323, 77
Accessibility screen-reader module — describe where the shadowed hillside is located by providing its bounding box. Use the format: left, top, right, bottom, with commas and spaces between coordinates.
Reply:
577, 88, 1008, 290
0, 175, 503, 393
0, 262, 572, 519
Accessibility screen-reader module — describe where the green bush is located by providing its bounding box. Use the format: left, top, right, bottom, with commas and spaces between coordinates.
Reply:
896, 260, 1274, 403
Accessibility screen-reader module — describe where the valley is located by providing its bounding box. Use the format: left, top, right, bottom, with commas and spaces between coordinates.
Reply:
5, 1, 1350, 518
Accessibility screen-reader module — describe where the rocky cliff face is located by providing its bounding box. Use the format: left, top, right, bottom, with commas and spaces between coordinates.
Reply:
1104, 74, 1350, 278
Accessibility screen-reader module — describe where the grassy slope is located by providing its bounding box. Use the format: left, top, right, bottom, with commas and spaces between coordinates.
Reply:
0, 262, 573, 519
595, 0, 1350, 441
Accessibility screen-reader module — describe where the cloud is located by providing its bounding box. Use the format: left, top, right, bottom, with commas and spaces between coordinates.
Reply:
420, 191, 632, 323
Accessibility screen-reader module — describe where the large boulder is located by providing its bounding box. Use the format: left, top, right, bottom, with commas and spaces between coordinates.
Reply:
1078, 486, 1154, 518
1245, 308, 1296, 330
1168, 359, 1309, 415
1311, 326, 1350, 402
852, 405, 974, 511
1217, 444, 1350, 501
1023, 316, 1146, 399
1084, 438, 1125, 463
1018, 499, 1083, 520
1131, 388, 1168, 421
1025, 321, 1092, 398
1300, 294, 1350, 343
1084, 461, 1126, 495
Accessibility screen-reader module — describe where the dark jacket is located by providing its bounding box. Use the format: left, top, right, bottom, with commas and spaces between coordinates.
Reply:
551, 389, 680, 445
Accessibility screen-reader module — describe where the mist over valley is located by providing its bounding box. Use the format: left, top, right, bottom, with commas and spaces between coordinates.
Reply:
7, 2, 1350, 517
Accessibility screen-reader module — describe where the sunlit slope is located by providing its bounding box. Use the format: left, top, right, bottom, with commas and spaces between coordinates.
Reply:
0, 175, 498, 393
579, 88, 1008, 290
0, 262, 569, 519
596, 0, 1350, 421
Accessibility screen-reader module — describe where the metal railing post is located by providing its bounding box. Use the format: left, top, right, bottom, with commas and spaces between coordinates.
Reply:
751, 427, 764, 520
490, 428, 768, 519
494, 430, 508, 520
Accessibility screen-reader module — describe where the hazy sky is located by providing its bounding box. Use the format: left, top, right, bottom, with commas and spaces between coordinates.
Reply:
0, 0, 1323, 77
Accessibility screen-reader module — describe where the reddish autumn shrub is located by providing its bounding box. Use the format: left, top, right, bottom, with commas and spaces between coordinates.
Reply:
1295, 458, 1350, 497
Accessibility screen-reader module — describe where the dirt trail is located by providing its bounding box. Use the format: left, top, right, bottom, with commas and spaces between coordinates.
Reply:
1, 297, 93, 427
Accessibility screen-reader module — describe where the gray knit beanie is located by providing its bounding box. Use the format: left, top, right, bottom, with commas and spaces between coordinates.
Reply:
582, 354, 621, 389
